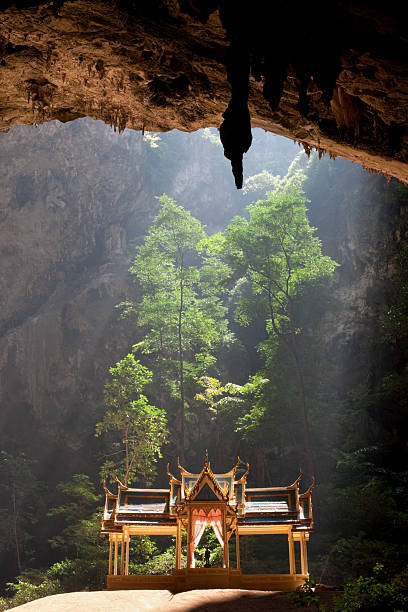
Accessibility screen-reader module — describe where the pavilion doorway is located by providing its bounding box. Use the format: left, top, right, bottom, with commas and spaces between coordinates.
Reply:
188, 507, 227, 568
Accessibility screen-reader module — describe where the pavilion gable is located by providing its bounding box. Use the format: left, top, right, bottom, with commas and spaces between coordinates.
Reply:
187, 472, 226, 502
185, 463, 229, 501
178, 454, 240, 503
193, 482, 222, 501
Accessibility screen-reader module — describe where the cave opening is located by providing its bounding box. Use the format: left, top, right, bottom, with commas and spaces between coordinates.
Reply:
0, 114, 407, 600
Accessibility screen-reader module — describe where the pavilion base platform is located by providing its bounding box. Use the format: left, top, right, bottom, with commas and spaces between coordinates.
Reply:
106, 569, 308, 592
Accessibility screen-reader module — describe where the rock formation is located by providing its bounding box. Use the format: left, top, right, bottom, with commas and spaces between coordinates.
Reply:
1, 118, 406, 483
0, 120, 294, 479
0, 1, 407, 186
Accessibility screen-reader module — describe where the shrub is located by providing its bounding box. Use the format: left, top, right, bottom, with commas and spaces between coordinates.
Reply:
333, 563, 408, 611
0, 575, 60, 609
289, 576, 325, 610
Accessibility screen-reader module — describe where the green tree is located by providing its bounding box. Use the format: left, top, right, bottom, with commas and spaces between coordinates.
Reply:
119, 195, 230, 461
195, 375, 268, 466
219, 174, 338, 476
47, 474, 108, 590
0, 452, 40, 575
47, 474, 100, 555
96, 354, 167, 486
333, 563, 408, 611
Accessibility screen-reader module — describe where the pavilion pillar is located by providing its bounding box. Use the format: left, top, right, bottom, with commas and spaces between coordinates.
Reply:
288, 528, 296, 575
235, 526, 240, 570
187, 509, 192, 568
223, 510, 229, 568
114, 535, 118, 576
175, 520, 182, 570
300, 533, 308, 575
125, 530, 130, 576
120, 531, 125, 575
108, 535, 113, 575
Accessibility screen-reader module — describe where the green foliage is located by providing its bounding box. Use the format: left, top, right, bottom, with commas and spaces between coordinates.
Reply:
95, 354, 167, 486
127, 536, 159, 566
143, 132, 161, 149
119, 194, 231, 457
127, 195, 229, 374
289, 576, 324, 610
195, 374, 267, 420
0, 452, 41, 575
50, 473, 99, 516
223, 173, 338, 340
46, 473, 108, 589
128, 535, 185, 574
242, 169, 281, 195
216, 172, 338, 476
47, 555, 107, 592
333, 563, 408, 611
0, 572, 59, 610
195, 374, 269, 459
324, 535, 406, 586
201, 128, 221, 147
195, 529, 223, 568
380, 244, 408, 345
133, 546, 184, 575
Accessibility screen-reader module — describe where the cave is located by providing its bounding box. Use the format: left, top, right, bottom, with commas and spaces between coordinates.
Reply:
0, 1, 407, 185
0, 0, 408, 605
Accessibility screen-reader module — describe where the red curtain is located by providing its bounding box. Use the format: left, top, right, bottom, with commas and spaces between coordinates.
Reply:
189, 509, 207, 568
208, 508, 226, 568
189, 508, 226, 568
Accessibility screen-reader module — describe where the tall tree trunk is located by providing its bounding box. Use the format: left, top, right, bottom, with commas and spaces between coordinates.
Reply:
287, 333, 315, 479
255, 446, 265, 485
268, 291, 315, 479
178, 278, 185, 464
215, 411, 221, 469
124, 426, 129, 486
159, 332, 166, 412
12, 489, 22, 574
285, 296, 315, 479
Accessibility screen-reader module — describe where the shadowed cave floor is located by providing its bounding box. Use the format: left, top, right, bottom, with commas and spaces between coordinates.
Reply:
12, 588, 340, 611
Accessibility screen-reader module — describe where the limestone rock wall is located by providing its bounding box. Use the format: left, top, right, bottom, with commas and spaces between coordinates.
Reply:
305, 157, 408, 388
0, 119, 151, 476
0, 119, 297, 478
0, 117, 407, 483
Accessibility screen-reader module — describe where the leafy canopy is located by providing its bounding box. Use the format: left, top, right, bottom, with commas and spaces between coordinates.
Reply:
118, 194, 232, 459
121, 194, 230, 374
205, 172, 339, 478
221, 173, 338, 339
47, 474, 101, 557
95, 354, 167, 486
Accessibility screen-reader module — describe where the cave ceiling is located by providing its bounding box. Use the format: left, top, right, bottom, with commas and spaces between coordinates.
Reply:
0, 1, 407, 186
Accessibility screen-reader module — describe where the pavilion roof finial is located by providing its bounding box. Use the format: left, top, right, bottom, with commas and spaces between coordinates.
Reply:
114, 474, 128, 490
232, 456, 241, 474
103, 480, 114, 496
288, 469, 303, 489
167, 462, 181, 484
301, 476, 316, 496
235, 462, 250, 484
177, 456, 189, 474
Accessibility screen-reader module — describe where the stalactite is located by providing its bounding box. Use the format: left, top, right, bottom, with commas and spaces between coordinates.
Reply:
302, 143, 312, 158
331, 87, 362, 142
184, 1, 346, 187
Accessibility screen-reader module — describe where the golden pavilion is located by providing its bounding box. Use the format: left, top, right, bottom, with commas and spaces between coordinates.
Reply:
101, 455, 314, 591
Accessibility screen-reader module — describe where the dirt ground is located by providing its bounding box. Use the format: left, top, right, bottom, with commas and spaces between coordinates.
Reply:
13, 588, 340, 611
